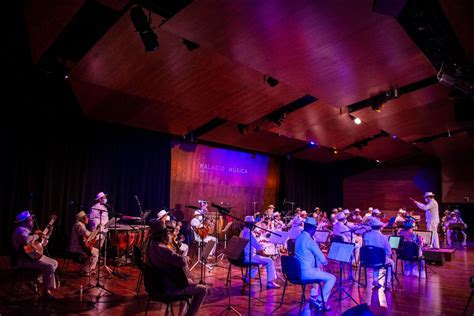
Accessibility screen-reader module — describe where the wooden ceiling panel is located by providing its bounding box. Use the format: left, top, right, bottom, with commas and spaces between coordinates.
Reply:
414, 131, 474, 159
70, 10, 304, 133
164, 0, 435, 106
345, 136, 420, 163
199, 122, 307, 155
24, 0, 85, 63
292, 146, 354, 163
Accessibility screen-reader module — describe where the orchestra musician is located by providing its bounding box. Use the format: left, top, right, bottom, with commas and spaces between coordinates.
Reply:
11, 211, 58, 299
412, 192, 440, 248
145, 220, 207, 316
445, 210, 467, 248
272, 212, 285, 231
156, 209, 168, 224
264, 204, 275, 218
349, 208, 363, 223
398, 221, 426, 278
89, 192, 109, 247
362, 217, 394, 288
68, 211, 99, 276
295, 217, 335, 311
173, 221, 189, 256
395, 209, 407, 226
190, 210, 217, 258
239, 216, 280, 289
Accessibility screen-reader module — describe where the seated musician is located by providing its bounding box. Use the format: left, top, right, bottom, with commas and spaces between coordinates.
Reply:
395, 209, 407, 226
398, 221, 426, 277
89, 192, 109, 247
332, 212, 361, 263
68, 211, 99, 275
240, 216, 280, 289
146, 220, 207, 316
295, 217, 335, 311
362, 218, 394, 287
174, 221, 189, 256
272, 212, 285, 231
264, 204, 275, 218
445, 210, 467, 248
317, 211, 331, 230
156, 209, 169, 224
11, 211, 58, 299
190, 210, 217, 258
349, 208, 363, 223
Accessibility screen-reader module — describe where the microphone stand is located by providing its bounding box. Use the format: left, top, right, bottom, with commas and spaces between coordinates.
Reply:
81, 208, 114, 302
211, 204, 281, 316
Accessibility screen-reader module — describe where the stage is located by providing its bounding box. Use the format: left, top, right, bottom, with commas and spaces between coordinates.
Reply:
0, 242, 472, 316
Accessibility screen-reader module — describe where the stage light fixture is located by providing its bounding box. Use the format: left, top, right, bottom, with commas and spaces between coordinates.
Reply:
183, 38, 200, 51
130, 5, 159, 52
309, 141, 316, 146
265, 75, 279, 87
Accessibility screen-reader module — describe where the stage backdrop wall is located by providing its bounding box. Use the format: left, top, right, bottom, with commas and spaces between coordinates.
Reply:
170, 141, 280, 222
343, 155, 441, 227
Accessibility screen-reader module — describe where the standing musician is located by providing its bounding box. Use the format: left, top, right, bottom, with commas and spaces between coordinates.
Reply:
412, 192, 440, 249
445, 210, 467, 248
145, 220, 207, 316
240, 216, 280, 289
11, 211, 58, 299
295, 217, 335, 311
68, 211, 99, 275
89, 192, 109, 247
190, 210, 217, 258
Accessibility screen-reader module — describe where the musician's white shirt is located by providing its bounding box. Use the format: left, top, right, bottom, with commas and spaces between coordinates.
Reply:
414, 199, 439, 225
332, 221, 351, 242
89, 202, 109, 232
240, 227, 263, 260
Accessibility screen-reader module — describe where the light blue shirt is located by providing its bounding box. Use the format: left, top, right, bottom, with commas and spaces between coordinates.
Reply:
240, 227, 262, 262
295, 231, 327, 271
363, 230, 392, 256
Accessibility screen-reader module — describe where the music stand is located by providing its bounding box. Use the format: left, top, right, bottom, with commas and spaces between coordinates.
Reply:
198, 240, 216, 285
314, 230, 331, 244
328, 242, 359, 304
267, 231, 288, 257
218, 222, 234, 261
414, 230, 433, 247
221, 236, 249, 316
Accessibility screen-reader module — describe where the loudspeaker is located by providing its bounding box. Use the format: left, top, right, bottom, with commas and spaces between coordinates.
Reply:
342, 303, 373, 316
372, 0, 408, 17
423, 250, 446, 266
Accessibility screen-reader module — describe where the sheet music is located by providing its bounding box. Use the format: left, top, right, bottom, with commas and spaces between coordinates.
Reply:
268, 231, 289, 245
327, 242, 355, 263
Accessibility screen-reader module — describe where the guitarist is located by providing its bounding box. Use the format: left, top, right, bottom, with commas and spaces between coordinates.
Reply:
11, 210, 58, 299
68, 211, 99, 275
89, 192, 109, 247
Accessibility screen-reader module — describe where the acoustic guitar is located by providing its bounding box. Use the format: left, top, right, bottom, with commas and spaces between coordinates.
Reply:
83, 217, 117, 250
23, 214, 57, 260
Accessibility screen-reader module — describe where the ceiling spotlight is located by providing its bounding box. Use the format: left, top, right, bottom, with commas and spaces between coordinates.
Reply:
265, 75, 279, 88
376, 159, 381, 163
183, 38, 200, 51
331, 148, 338, 155
391, 135, 398, 140
130, 5, 159, 52
349, 115, 362, 125
309, 141, 316, 146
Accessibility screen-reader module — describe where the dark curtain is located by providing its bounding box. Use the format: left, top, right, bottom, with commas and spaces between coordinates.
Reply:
278, 157, 375, 215
0, 121, 171, 254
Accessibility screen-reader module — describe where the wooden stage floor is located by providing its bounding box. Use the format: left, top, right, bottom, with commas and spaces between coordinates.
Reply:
1, 243, 473, 316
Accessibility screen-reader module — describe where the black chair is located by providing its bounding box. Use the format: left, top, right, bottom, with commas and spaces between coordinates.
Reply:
280, 255, 326, 314
9, 252, 41, 298
396, 241, 427, 281
59, 251, 86, 277
358, 246, 394, 289
330, 235, 345, 243
287, 239, 296, 256
226, 249, 263, 290
142, 266, 191, 316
